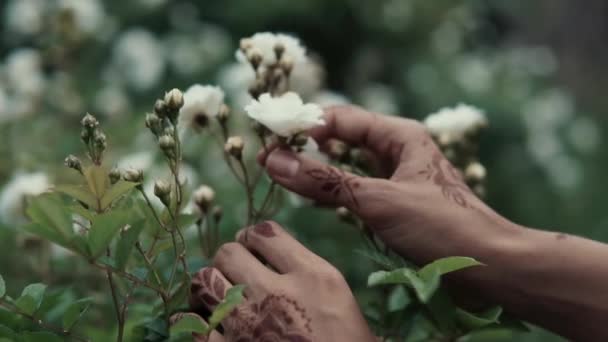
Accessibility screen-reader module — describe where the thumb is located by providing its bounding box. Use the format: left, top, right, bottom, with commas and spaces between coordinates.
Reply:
264, 148, 390, 217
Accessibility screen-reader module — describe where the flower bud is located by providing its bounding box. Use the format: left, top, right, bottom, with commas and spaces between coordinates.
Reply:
291, 133, 309, 147
109, 167, 122, 184
217, 104, 230, 124
239, 38, 252, 52
327, 140, 349, 161
81, 113, 99, 130
93, 131, 107, 150
164, 88, 184, 111
64, 154, 82, 173
163, 126, 175, 136
211, 205, 222, 223
154, 180, 172, 206
438, 133, 453, 147
465, 162, 486, 182
80, 129, 91, 143
154, 99, 168, 117
274, 43, 285, 60
336, 206, 355, 223
123, 167, 143, 183
145, 113, 162, 135
248, 80, 265, 99
224, 136, 245, 159
280, 56, 294, 75
247, 49, 263, 70
193, 185, 215, 212
159, 135, 176, 152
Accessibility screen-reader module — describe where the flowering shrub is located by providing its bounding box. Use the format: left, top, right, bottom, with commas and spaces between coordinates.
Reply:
0, 28, 533, 341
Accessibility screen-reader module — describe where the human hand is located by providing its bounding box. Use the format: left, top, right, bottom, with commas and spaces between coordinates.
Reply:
182, 220, 376, 342
258, 105, 521, 267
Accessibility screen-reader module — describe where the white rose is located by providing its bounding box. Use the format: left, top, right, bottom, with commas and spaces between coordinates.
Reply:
236, 32, 306, 68
179, 84, 225, 129
245, 92, 325, 137
424, 103, 487, 138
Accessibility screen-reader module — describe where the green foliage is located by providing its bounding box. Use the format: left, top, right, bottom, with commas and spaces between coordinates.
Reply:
15, 283, 46, 315
207, 285, 246, 331
62, 298, 93, 331
169, 314, 208, 335
114, 219, 146, 270
88, 210, 130, 259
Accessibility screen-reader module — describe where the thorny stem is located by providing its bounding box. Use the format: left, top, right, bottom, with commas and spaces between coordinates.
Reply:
0, 300, 90, 342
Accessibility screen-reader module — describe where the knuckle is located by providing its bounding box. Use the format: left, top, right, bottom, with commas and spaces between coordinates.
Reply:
308, 264, 348, 290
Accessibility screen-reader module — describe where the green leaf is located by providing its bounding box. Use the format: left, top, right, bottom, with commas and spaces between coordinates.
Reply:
100, 181, 139, 210
418, 257, 484, 280
62, 298, 93, 331
0, 274, 5, 298
208, 285, 246, 330
170, 313, 209, 336
20, 331, 64, 342
368, 268, 419, 287
148, 238, 173, 257
457, 328, 514, 342
26, 193, 72, 237
88, 210, 130, 259
15, 283, 46, 315
425, 288, 459, 333
456, 306, 503, 330
114, 219, 145, 270
368, 268, 440, 303
54, 185, 97, 210
83, 165, 110, 199
387, 285, 410, 312
22, 223, 68, 250
68, 205, 96, 221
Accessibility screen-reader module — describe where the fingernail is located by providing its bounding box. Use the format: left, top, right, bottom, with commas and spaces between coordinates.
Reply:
266, 149, 300, 178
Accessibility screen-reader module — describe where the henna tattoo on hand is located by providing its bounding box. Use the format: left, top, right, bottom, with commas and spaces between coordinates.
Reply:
306, 167, 361, 208
418, 152, 474, 209
190, 268, 226, 309
226, 294, 312, 342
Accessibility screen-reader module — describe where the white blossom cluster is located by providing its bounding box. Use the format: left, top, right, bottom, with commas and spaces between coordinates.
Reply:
424, 103, 487, 141
0, 172, 50, 224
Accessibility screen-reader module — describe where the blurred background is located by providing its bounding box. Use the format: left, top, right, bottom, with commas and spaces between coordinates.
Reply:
1, 0, 607, 341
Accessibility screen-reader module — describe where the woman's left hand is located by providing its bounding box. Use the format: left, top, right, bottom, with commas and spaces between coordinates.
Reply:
179, 220, 376, 342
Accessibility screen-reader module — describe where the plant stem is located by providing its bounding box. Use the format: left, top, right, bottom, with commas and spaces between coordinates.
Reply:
255, 181, 277, 221
92, 262, 165, 295
106, 248, 124, 342
237, 158, 255, 225
135, 242, 163, 287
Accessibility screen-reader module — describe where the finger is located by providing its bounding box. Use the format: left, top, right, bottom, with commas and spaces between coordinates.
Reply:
170, 312, 225, 342
236, 220, 321, 273
212, 242, 277, 295
263, 148, 395, 218
190, 267, 234, 312
309, 105, 420, 168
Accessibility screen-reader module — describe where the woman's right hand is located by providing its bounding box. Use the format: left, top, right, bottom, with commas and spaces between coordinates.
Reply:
258, 105, 520, 267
